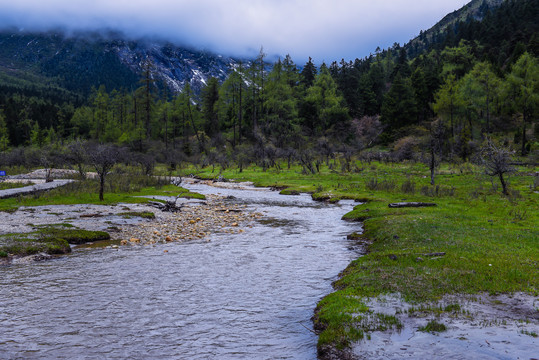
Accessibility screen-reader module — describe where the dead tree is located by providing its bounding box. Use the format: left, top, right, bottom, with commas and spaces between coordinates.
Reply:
480, 139, 515, 195
149, 192, 186, 212
67, 140, 88, 180
88, 144, 120, 201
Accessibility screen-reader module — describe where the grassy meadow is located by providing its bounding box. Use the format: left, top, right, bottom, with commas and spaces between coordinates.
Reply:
181, 160, 538, 349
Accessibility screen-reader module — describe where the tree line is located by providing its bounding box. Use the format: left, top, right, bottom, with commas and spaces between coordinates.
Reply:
0, 0, 537, 172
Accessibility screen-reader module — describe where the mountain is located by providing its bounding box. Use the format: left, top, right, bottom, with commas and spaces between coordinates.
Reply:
405, 0, 538, 65
406, 0, 506, 57
0, 29, 237, 97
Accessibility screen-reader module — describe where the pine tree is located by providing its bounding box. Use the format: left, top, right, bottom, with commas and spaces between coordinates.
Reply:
433, 74, 462, 138
505, 52, 539, 155
201, 77, 220, 137
305, 66, 349, 138
459, 62, 501, 135
263, 59, 299, 148
0, 110, 10, 152
381, 72, 418, 132
300, 57, 317, 88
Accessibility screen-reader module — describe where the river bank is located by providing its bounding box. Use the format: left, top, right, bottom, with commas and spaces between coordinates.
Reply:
0, 192, 262, 265
0, 171, 267, 264
1, 176, 361, 359
185, 162, 538, 359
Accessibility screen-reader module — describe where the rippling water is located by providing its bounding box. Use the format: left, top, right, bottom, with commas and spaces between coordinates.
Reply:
0, 183, 362, 360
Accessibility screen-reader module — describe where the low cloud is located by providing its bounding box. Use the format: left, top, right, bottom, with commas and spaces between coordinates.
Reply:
0, 0, 468, 63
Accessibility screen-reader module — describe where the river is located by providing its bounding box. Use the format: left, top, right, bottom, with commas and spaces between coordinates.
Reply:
0, 182, 361, 359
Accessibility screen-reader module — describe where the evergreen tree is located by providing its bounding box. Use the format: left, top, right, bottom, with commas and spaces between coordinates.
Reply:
459, 62, 501, 135
505, 52, 539, 155
433, 74, 462, 138
381, 72, 418, 132
201, 77, 220, 137
305, 66, 349, 138
0, 110, 10, 152
300, 57, 317, 88
263, 59, 299, 148
140, 60, 156, 139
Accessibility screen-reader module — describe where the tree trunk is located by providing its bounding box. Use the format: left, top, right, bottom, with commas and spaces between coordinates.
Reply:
430, 145, 436, 185
238, 62, 243, 145
499, 172, 508, 195
521, 113, 527, 156
99, 174, 105, 201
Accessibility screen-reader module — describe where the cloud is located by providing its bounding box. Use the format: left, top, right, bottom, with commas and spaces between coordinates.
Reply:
0, 0, 469, 63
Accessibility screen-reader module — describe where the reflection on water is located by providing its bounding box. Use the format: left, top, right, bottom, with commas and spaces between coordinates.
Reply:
0, 183, 361, 360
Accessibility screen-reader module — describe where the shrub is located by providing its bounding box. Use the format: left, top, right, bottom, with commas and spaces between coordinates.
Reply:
419, 320, 447, 333
401, 179, 416, 194
392, 136, 420, 161
366, 178, 396, 192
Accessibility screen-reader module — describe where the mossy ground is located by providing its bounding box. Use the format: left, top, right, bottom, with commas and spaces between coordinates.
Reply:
179, 160, 538, 349
118, 211, 156, 219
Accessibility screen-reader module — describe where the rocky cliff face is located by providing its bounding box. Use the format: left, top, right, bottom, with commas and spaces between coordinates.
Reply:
111, 39, 236, 95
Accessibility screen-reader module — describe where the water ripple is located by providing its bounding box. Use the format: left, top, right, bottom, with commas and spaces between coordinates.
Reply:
0, 184, 362, 360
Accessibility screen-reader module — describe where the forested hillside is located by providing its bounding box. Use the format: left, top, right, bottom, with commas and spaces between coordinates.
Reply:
0, 0, 537, 168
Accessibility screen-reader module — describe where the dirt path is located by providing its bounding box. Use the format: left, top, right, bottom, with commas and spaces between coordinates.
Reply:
0, 179, 74, 199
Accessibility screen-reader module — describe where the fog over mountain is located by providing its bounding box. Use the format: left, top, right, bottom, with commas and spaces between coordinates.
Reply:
0, 0, 469, 62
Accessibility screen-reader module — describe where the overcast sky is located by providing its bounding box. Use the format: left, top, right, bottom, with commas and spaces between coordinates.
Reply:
0, 0, 470, 63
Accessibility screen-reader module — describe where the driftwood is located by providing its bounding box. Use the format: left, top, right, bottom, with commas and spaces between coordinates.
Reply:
148, 193, 185, 212
388, 202, 437, 208
171, 177, 183, 187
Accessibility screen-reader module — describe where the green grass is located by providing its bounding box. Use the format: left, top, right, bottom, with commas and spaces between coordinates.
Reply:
419, 320, 448, 333
0, 181, 31, 191
177, 160, 538, 350
118, 211, 156, 219
0, 225, 112, 257
0, 174, 205, 212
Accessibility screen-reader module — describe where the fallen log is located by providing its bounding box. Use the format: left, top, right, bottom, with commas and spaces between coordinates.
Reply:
388, 202, 437, 208
422, 252, 446, 257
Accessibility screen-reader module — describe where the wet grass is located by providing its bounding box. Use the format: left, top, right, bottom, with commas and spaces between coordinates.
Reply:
179, 160, 538, 350
118, 211, 156, 219
0, 224, 111, 257
0, 174, 204, 212
419, 320, 447, 333
0, 181, 32, 191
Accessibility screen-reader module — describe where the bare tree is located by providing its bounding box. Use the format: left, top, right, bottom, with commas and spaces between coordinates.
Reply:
40, 146, 65, 183
351, 115, 384, 150
88, 144, 121, 201
480, 139, 515, 195
67, 140, 88, 179
133, 153, 155, 176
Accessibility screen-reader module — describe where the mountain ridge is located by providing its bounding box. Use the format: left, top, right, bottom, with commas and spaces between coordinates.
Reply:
0, 28, 237, 96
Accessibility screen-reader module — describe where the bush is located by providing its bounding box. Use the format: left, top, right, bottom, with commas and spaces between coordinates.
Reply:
366, 178, 396, 192
420, 185, 456, 197
419, 320, 447, 333
401, 179, 416, 194
392, 136, 420, 161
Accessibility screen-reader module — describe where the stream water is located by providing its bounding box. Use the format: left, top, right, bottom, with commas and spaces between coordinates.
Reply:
0, 183, 361, 359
